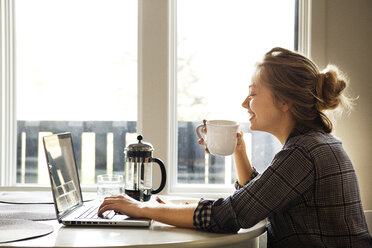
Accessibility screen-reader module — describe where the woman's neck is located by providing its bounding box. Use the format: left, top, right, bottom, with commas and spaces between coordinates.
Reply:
273, 116, 296, 145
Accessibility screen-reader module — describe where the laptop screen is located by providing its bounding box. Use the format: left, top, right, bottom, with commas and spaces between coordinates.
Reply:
43, 133, 83, 218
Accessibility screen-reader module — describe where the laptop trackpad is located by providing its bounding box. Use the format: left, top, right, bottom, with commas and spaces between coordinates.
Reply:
112, 214, 131, 220
112, 214, 151, 223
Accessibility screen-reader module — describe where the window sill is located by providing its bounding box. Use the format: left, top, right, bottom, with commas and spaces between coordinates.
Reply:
0, 184, 234, 200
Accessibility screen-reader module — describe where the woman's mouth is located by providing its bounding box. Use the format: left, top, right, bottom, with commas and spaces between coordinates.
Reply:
249, 112, 255, 121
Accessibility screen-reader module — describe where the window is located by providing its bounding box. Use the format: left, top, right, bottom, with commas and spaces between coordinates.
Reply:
175, 0, 297, 187
1, 0, 305, 195
14, 0, 138, 185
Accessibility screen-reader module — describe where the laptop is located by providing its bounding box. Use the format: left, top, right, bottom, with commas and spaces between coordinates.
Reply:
42, 132, 151, 227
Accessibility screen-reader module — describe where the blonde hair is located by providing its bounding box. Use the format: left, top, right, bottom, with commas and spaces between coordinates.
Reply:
255, 47, 354, 133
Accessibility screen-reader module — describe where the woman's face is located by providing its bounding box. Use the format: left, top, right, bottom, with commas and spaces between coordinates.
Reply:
242, 77, 285, 134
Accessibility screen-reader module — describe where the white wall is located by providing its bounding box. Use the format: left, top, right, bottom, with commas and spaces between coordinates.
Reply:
312, 0, 372, 210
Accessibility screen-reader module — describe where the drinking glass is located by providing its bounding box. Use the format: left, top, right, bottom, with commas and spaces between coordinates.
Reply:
97, 174, 124, 201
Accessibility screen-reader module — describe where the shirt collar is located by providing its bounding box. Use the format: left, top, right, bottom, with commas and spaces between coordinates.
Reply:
283, 125, 313, 147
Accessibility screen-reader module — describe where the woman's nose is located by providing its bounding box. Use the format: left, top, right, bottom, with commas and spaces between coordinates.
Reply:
242, 96, 250, 109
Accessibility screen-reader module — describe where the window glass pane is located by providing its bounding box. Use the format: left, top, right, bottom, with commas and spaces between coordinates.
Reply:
15, 0, 138, 184
177, 0, 295, 184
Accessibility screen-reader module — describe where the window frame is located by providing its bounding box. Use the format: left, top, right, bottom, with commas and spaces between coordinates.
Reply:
0, 0, 316, 197
1, 0, 17, 187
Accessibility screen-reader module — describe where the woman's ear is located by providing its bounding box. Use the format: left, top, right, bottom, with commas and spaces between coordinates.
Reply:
279, 100, 290, 112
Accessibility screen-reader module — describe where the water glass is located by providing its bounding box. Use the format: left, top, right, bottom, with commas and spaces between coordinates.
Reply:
97, 174, 124, 201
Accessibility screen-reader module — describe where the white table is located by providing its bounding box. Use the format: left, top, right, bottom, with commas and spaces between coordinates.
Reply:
0, 219, 266, 248
0, 191, 266, 248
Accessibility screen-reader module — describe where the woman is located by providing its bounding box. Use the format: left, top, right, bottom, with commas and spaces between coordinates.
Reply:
98, 47, 371, 247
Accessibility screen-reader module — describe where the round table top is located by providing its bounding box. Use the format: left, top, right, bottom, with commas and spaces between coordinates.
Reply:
0, 219, 266, 248
0, 192, 267, 248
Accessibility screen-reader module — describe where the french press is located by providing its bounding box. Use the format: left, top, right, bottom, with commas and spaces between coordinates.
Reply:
124, 135, 166, 201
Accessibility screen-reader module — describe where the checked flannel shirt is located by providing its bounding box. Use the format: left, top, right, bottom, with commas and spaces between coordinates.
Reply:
193, 126, 372, 248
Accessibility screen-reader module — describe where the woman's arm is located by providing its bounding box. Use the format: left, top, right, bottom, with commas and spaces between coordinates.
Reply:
142, 202, 196, 228
233, 132, 254, 186
98, 194, 196, 228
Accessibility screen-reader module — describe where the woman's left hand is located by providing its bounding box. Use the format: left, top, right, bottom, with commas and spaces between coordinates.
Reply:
98, 194, 146, 218
197, 119, 210, 153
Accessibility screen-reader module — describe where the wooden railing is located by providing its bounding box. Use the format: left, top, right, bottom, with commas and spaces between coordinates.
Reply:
17, 121, 136, 184
17, 121, 278, 185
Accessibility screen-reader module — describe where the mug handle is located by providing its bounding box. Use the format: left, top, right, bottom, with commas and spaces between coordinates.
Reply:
150, 158, 167, 195
195, 124, 206, 142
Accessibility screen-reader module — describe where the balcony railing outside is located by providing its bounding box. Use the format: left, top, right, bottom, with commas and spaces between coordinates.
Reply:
16, 121, 279, 185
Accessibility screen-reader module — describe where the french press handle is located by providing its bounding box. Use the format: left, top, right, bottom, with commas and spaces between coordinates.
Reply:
149, 157, 167, 194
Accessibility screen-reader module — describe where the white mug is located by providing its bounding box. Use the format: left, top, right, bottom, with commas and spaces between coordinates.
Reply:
196, 120, 239, 156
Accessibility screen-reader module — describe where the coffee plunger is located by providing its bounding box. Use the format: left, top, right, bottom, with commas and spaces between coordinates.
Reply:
124, 135, 166, 201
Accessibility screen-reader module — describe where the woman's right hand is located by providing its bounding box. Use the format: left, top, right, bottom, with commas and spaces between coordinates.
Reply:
98, 194, 146, 219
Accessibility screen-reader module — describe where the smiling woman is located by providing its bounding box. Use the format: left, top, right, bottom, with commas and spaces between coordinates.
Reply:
97, 47, 371, 247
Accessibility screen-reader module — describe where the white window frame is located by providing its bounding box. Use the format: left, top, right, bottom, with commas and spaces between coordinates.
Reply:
0, 0, 319, 196
1, 0, 17, 187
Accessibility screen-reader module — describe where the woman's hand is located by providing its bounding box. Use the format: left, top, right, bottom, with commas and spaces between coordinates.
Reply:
233, 131, 254, 186
234, 131, 246, 154
198, 119, 246, 154
98, 194, 146, 218
196, 119, 252, 185
98, 194, 196, 228
197, 119, 210, 153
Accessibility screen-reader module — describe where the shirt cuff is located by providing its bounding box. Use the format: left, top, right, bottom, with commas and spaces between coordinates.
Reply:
193, 198, 214, 230
234, 167, 259, 189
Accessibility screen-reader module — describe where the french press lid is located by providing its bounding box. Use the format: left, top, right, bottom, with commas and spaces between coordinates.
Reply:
124, 135, 154, 158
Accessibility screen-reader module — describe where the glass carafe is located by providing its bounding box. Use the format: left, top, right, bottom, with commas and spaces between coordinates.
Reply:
124, 135, 166, 201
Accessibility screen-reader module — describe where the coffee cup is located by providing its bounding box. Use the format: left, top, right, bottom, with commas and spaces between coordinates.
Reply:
196, 120, 239, 156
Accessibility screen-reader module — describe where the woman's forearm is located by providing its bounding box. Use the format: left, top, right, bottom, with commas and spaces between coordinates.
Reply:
141, 203, 197, 228
234, 139, 254, 185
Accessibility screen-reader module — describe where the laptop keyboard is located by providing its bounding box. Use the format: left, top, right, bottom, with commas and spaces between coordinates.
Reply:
77, 205, 115, 219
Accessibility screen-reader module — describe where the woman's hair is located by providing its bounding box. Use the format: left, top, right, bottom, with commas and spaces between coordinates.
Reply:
254, 47, 354, 133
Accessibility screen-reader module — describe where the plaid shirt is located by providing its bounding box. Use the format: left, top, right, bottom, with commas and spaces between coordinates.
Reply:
193, 127, 372, 247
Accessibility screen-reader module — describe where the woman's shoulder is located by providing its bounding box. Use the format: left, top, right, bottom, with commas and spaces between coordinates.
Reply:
285, 126, 342, 152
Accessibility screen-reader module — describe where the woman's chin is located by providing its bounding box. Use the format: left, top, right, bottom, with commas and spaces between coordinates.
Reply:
249, 123, 263, 132
249, 125, 257, 131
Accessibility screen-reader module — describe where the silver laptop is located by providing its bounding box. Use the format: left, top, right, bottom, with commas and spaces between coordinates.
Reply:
43, 132, 151, 227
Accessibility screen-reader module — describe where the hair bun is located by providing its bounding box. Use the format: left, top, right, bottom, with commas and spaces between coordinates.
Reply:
315, 65, 347, 111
